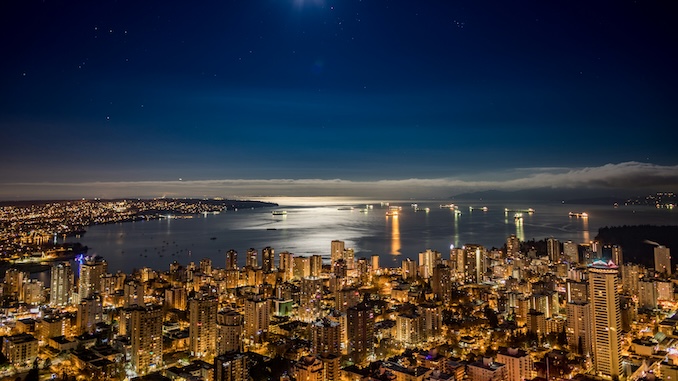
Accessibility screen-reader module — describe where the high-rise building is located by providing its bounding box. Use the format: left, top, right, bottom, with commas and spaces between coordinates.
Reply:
246, 248, 258, 269
215, 352, 248, 381
279, 251, 294, 281
244, 297, 269, 344
294, 256, 311, 279
189, 296, 218, 359
262, 246, 275, 272
311, 318, 341, 356
563, 241, 579, 264
546, 237, 560, 263
506, 235, 520, 257
418, 249, 439, 279
395, 312, 422, 346
165, 286, 187, 310
566, 302, 592, 356
347, 302, 374, 363
310, 255, 323, 277
50, 262, 73, 307
621, 263, 642, 295
356, 257, 370, 285
225, 250, 238, 270
431, 264, 452, 305
654, 245, 672, 275
123, 280, 143, 307
402, 258, 417, 280
200, 258, 213, 275
76, 294, 102, 334
216, 309, 243, 355
496, 347, 532, 381
463, 244, 486, 284
300, 276, 324, 322
589, 261, 622, 379
371, 255, 379, 273
128, 304, 163, 376
77, 255, 107, 302
418, 302, 443, 341
331, 240, 345, 265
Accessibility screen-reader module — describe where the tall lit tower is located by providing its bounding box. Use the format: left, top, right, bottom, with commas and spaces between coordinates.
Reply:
246, 248, 258, 268
654, 245, 671, 275
50, 262, 73, 306
129, 304, 163, 376
506, 234, 520, 257
225, 250, 238, 270
279, 251, 294, 281
588, 261, 622, 379
189, 295, 218, 359
78, 255, 107, 302
331, 240, 345, 265
262, 246, 275, 272
546, 237, 560, 263
216, 309, 243, 355
244, 296, 269, 344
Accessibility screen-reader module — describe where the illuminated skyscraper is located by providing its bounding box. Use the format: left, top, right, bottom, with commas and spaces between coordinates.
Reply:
77, 255, 107, 302
331, 240, 345, 265
200, 258, 212, 275
244, 296, 269, 344
279, 251, 294, 281
563, 241, 579, 264
463, 244, 486, 284
76, 294, 102, 334
225, 250, 238, 270
566, 302, 592, 356
50, 262, 73, 306
347, 302, 374, 363
262, 246, 275, 272
216, 309, 243, 355
654, 245, 671, 275
506, 234, 520, 257
246, 248, 258, 269
129, 304, 163, 376
589, 261, 622, 379
311, 317, 341, 356
300, 276, 323, 322
310, 254, 323, 277
546, 237, 560, 263
189, 295, 218, 358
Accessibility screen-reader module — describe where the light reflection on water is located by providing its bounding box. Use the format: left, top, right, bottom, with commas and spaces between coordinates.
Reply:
65, 199, 676, 274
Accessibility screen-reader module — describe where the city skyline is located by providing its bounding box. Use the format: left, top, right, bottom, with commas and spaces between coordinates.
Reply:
1, 1, 677, 200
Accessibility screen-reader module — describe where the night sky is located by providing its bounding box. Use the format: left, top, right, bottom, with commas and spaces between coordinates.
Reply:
1, 1, 677, 199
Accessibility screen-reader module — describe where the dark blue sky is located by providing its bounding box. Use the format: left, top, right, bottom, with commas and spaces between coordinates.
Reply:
1, 1, 677, 198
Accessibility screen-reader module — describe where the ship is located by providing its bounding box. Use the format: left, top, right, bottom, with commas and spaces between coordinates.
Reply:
568, 212, 588, 218
272, 210, 287, 215
439, 204, 455, 209
337, 207, 354, 211
415, 207, 430, 212
469, 206, 489, 212
386, 210, 399, 216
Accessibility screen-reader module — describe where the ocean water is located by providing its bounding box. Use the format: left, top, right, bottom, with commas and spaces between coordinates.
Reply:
64, 198, 677, 274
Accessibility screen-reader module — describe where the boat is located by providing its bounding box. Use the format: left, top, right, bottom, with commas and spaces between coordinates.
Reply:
386, 211, 399, 216
272, 210, 287, 215
568, 212, 588, 218
415, 207, 430, 212
514, 213, 523, 221
337, 207, 354, 211
266, 228, 277, 230
439, 204, 455, 209
470, 206, 489, 212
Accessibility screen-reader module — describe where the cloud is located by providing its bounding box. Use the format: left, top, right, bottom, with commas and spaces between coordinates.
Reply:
1, 162, 676, 200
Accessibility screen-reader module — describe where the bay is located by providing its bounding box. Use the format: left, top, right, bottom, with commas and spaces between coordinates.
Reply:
65, 198, 677, 274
